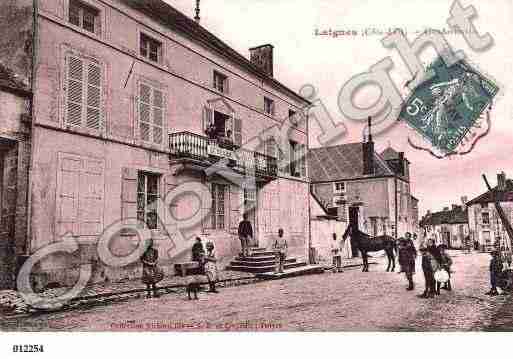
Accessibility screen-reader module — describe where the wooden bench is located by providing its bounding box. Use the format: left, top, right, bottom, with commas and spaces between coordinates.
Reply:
174, 261, 201, 277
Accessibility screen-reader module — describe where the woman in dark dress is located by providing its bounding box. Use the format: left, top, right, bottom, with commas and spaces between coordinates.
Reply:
141, 239, 164, 298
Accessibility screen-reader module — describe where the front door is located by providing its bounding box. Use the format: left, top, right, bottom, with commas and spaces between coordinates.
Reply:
349, 206, 360, 257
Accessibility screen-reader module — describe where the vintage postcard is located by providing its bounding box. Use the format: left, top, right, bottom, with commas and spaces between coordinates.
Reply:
1, 0, 513, 356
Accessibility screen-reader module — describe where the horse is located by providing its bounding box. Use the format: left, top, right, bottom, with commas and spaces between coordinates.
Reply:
342, 224, 397, 272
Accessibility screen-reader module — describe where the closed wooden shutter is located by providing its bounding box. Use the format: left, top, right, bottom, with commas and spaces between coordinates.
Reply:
86, 62, 102, 130
153, 89, 164, 144
202, 106, 213, 132
79, 159, 104, 235
201, 182, 213, 230
230, 185, 241, 232
66, 56, 84, 126
56, 154, 105, 237
139, 84, 151, 142
277, 142, 287, 175
57, 156, 81, 236
121, 168, 138, 222
299, 144, 306, 178
233, 117, 242, 147
66, 55, 102, 130
266, 138, 277, 158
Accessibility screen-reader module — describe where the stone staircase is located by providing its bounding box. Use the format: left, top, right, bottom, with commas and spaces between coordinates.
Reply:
225, 247, 324, 278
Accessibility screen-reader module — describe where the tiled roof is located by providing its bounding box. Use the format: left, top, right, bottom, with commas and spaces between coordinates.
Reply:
120, 0, 309, 105
467, 180, 513, 206
420, 205, 468, 226
308, 142, 395, 182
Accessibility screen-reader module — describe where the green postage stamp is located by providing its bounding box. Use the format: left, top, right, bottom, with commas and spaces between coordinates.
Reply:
400, 56, 499, 154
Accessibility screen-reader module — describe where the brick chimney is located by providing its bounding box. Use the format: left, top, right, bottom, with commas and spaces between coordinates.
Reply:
497, 172, 507, 191
362, 116, 374, 175
249, 44, 274, 77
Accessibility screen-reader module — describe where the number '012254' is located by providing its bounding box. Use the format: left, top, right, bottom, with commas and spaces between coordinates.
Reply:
12, 345, 44, 353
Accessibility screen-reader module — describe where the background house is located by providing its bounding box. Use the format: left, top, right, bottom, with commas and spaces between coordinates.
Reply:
467, 172, 513, 252
308, 127, 417, 257
420, 199, 470, 249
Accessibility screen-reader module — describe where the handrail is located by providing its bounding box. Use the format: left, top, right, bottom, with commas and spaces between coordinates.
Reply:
169, 131, 277, 177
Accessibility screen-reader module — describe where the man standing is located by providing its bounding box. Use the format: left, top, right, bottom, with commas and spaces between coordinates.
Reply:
418, 246, 435, 298
486, 250, 503, 296
273, 228, 288, 274
238, 214, 253, 258
398, 232, 417, 291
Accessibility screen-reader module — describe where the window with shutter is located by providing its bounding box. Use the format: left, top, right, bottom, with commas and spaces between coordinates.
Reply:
203, 106, 213, 133
69, 0, 100, 35
233, 117, 242, 147
86, 63, 101, 130
56, 153, 105, 237
66, 55, 103, 130
138, 82, 165, 145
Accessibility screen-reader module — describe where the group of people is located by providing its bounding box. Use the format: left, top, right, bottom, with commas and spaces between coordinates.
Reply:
140, 236, 220, 300
397, 232, 453, 298
238, 214, 289, 274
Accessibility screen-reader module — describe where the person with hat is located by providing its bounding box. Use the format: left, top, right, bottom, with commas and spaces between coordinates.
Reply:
418, 245, 436, 298
398, 232, 417, 291
486, 250, 504, 296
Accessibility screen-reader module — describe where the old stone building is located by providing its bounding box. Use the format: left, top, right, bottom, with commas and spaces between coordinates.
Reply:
467, 172, 513, 252
420, 200, 470, 249
0, 0, 33, 290
308, 131, 417, 257
1, 0, 311, 288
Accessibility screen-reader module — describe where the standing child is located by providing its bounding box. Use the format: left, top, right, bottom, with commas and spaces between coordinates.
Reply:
331, 233, 343, 273
141, 239, 164, 299
204, 241, 219, 293
437, 244, 453, 292
273, 228, 288, 274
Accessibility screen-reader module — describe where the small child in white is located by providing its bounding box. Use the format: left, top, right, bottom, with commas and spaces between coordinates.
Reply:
331, 233, 344, 273
273, 228, 288, 274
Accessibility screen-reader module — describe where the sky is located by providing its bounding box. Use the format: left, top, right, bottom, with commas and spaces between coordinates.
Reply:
165, 0, 513, 217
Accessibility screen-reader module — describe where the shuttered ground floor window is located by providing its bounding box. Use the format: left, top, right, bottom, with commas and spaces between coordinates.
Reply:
137, 172, 160, 230
211, 183, 226, 230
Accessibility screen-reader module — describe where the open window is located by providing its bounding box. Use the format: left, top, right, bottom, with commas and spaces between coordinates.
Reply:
69, 0, 100, 35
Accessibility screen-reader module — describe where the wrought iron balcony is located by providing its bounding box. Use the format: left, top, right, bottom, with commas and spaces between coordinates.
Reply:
169, 131, 277, 178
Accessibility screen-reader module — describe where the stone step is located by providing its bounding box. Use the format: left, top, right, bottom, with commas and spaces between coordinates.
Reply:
255, 264, 325, 279
234, 255, 277, 262
229, 258, 297, 268
226, 261, 306, 274
243, 250, 277, 257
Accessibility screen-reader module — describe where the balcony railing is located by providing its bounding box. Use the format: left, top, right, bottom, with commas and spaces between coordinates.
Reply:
169, 131, 277, 178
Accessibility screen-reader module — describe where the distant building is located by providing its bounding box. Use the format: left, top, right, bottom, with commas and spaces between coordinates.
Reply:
467, 172, 513, 252
420, 199, 470, 249
309, 129, 417, 257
